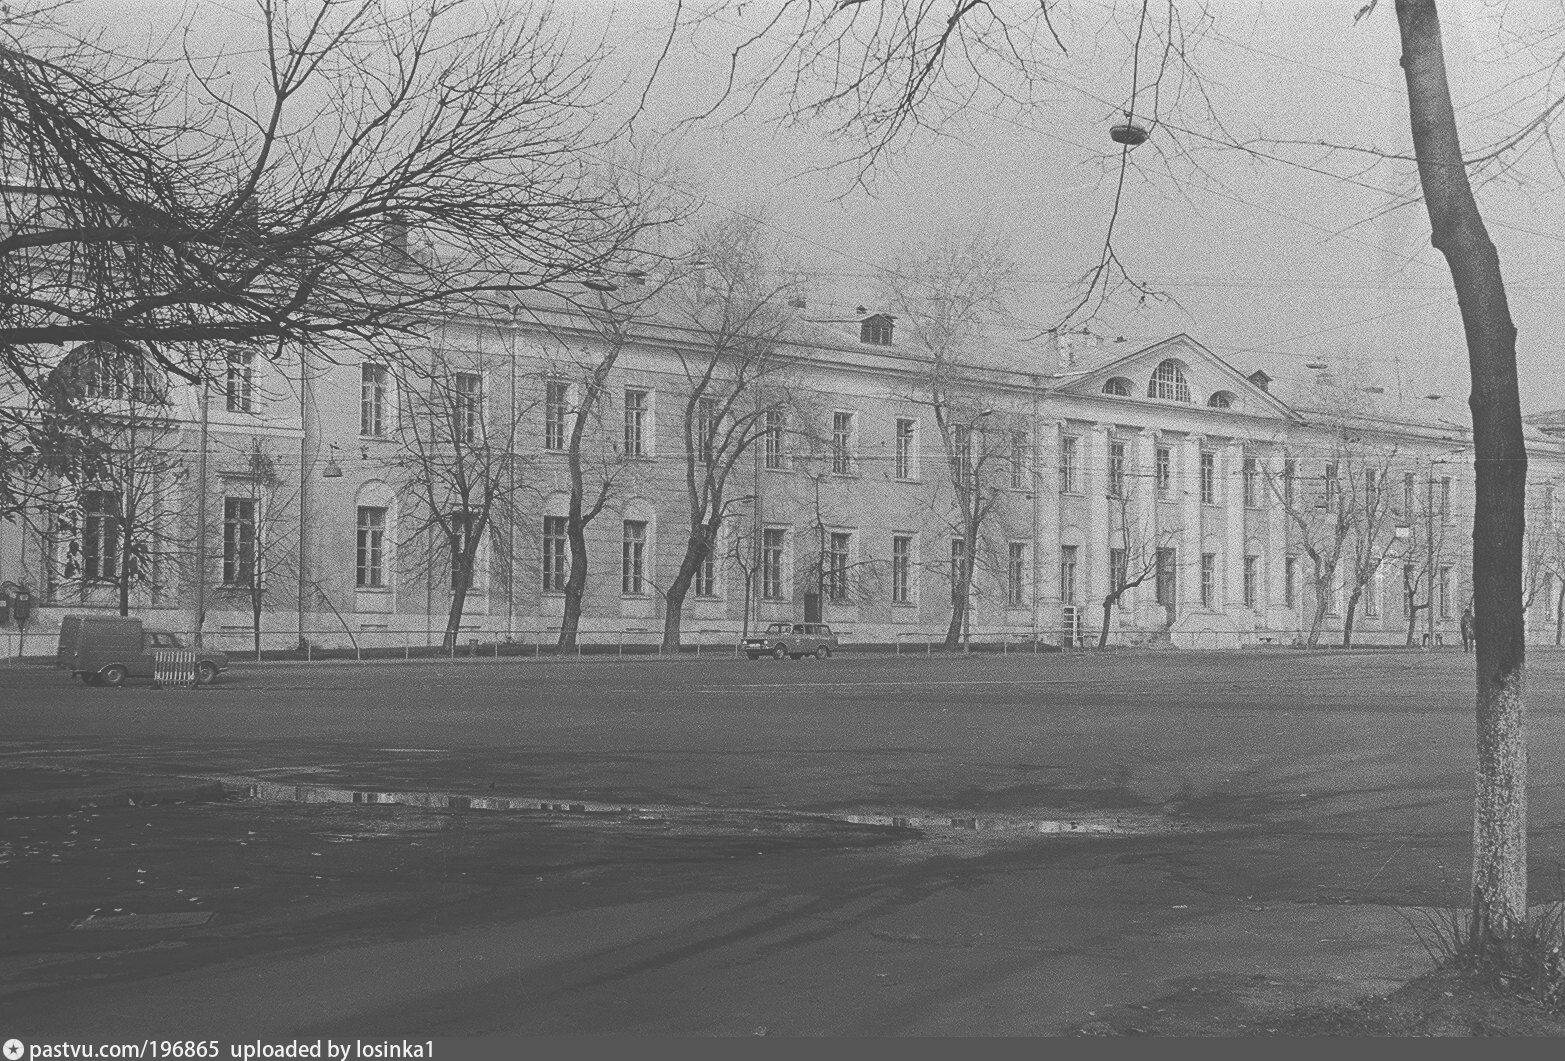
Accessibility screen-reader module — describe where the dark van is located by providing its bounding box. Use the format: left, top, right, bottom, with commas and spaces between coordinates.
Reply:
58, 615, 229, 686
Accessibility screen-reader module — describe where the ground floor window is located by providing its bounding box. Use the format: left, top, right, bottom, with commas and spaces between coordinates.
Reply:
695, 542, 718, 598
1285, 556, 1298, 610
1200, 552, 1216, 608
81, 489, 121, 581
542, 516, 567, 593
1059, 545, 1078, 604
762, 528, 786, 600
827, 532, 851, 602
1156, 547, 1176, 607
223, 497, 257, 587
357, 506, 386, 588
622, 520, 647, 595
892, 535, 912, 604
1007, 542, 1027, 607
1243, 555, 1258, 610
1438, 565, 1452, 618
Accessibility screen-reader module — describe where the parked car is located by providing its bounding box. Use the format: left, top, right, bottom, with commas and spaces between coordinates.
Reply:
741, 621, 839, 660
57, 615, 229, 687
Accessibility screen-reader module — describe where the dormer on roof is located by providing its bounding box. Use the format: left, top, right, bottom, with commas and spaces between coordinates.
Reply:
859, 313, 895, 346
1248, 369, 1272, 392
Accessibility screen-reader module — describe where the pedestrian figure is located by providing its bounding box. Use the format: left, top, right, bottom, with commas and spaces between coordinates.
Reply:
1461, 606, 1476, 653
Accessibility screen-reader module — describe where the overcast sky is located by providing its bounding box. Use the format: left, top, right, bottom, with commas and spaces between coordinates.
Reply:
91, 0, 1565, 414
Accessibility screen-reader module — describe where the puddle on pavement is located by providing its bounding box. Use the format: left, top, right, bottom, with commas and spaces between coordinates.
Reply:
236, 779, 1208, 839
73, 911, 214, 930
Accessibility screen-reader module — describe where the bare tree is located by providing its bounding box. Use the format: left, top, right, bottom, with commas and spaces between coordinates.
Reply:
880, 235, 1020, 648
37, 344, 187, 616
1098, 488, 1175, 649
658, 218, 802, 652
1339, 451, 1402, 649
0, 0, 663, 513
1267, 449, 1351, 649
392, 343, 525, 651
207, 438, 299, 660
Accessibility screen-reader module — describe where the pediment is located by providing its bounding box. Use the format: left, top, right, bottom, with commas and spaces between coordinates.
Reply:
1056, 334, 1298, 421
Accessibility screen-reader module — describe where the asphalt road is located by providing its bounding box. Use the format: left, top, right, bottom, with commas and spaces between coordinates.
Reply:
2, 648, 1563, 1035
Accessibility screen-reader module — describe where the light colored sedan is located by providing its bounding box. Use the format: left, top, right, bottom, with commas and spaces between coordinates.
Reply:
741, 621, 839, 661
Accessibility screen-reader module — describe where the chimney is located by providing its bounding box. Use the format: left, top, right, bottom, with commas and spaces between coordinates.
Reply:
383, 213, 410, 266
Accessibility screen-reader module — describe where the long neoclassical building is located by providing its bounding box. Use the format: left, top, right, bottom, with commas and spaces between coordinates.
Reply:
3, 294, 1564, 654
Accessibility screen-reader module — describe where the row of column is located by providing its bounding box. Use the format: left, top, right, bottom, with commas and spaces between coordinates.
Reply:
1068, 425, 1286, 629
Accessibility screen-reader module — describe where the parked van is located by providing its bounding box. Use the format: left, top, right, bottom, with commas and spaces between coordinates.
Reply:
57, 615, 229, 686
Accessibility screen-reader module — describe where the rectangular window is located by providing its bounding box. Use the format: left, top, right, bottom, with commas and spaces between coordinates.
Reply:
894, 418, 916, 480
1365, 467, 1379, 504
542, 515, 567, 593
82, 489, 121, 581
1440, 476, 1452, 521
1008, 542, 1027, 607
1283, 459, 1296, 508
356, 506, 386, 589
1200, 552, 1216, 607
827, 531, 851, 602
1325, 461, 1340, 508
1244, 555, 1258, 609
1439, 564, 1453, 618
361, 364, 388, 437
225, 349, 254, 413
765, 409, 786, 470
544, 381, 568, 451
1243, 456, 1259, 508
1110, 547, 1128, 605
1155, 446, 1172, 498
950, 537, 966, 588
223, 497, 257, 587
1060, 435, 1080, 493
1108, 439, 1126, 498
1365, 568, 1380, 618
621, 520, 647, 595
892, 535, 913, 604
832, 411, 855, 474
1155, 547, 1176, 607
624, 388, 648, 457
453, 371, 482, 444
1286, 556, 1299, 609
451, 511, 482, 592
952, 425, 973, 489
762, 528, 786, 600
1060, 544, 1078, 604
695, 543, 718, 598
1010, 431, 1028, 491
1200, 451, 1216, 505
695, 396, 720, 464
1404, 471, 1416, 514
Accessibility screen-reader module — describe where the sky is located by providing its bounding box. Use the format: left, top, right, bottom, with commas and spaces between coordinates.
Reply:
77, 0, 1565, 414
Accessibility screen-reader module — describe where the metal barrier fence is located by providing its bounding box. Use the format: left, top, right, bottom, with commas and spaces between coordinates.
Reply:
153, 649, 198, 688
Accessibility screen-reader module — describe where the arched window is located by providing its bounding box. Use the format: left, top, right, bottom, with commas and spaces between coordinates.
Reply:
1207, 390, 1237, 410
51, 342, 167, 405
1147, 359, 1191, 403
1102, 377, 1133, 397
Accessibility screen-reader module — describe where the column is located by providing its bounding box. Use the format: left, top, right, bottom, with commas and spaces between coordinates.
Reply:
1266, 444, 1287, 626
1181, 433, 1205, 615
1134, 428, 1160, 622
1086, 424, 1112, 619
1225, 440, 1245, 617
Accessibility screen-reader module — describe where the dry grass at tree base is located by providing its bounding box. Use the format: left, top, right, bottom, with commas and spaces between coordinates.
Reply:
1264, 967, 1565, 1037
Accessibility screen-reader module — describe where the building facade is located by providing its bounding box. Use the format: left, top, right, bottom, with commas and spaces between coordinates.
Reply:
4, 302, 1563, 654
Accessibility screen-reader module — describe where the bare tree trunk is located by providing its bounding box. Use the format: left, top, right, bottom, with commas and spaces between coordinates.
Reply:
1397, 0, 1529, 945
444, 581, 469, 653
252, 589, 263, 659
1098, 597, 1115, 649
1555, 580, 1563, 647
560, 515, 588, 650
662, 527, 713, 652
1342, 588, 1361, 649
